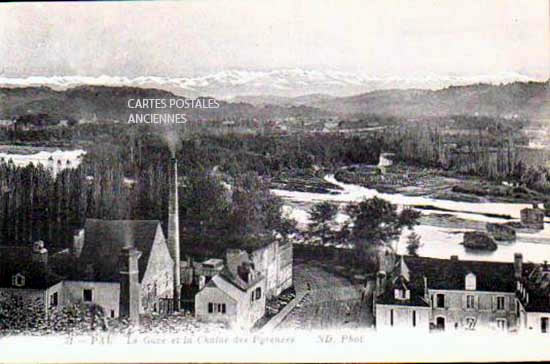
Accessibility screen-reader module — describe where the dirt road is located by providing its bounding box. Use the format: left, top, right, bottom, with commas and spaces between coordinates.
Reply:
277, 262, 374, 330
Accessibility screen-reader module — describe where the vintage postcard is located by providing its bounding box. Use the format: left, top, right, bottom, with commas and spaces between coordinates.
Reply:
0, 0, 549, 362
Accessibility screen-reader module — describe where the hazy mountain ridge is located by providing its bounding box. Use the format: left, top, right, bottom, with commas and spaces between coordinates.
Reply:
228, 81, 549, 119
0, 69, 541, 98
312, 81, 550, 119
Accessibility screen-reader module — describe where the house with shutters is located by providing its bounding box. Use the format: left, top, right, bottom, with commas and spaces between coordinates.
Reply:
0, 219, 175, 324
375, 254, 527, 333
67, 219, 175, 318
195, 249, 266, 329
0, 157, 183, 325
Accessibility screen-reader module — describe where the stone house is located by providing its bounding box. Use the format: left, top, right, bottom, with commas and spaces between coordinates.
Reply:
0, 157, 183, 324
182, 238, 293, 312
517, 261, 550, 334
195, 249, 266, 329
0, 219, 176, 324
0, 241, 64, 310
520, 205, 545, 230
377, 152, 395, 174
70, 219, 175, 317
376, 254, 524, 333
248, 240, 293, 298
375, 258, 431, 332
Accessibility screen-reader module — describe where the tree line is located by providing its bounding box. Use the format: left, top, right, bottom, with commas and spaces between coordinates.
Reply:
382, 121, 550, 193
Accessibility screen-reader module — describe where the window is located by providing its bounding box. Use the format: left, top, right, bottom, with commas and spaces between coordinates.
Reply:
50, 292, 58, 307
251, 292, 255, 302
516, 301, 520, 316
496, 296, 505, 311
12, 273, 25, 287
465, 317, 476, 330
436, 294, 445, 308
110, 310, 115, 318
466, 295, 475, 309
465, 273, 476, 290
255, 287, 262, 300
390, 309, 394, 326
496, 318, 507, 331
542, 317, 549, 333
83, 289, 93, 302
207, 302, 226, 314
394, 289, 408, 300
412, 310, 416, 327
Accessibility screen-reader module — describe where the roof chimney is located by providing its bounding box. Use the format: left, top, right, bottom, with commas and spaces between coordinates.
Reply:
450, 255, 459, 262
167, 154, 181, 311
514, 253, 523, 280
237, 262, 254, 283
31, 240, 48, 266
226, 249, 249, 278
119, 246, 142, 324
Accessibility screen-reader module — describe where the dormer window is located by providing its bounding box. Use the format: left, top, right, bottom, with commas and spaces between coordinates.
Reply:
394, 288, 410, 300
393, 275, 410, 300
465, 272, 476, 290
12, 273, 25, 287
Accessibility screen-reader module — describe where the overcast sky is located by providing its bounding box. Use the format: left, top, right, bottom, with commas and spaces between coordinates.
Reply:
0, 0, 548, 79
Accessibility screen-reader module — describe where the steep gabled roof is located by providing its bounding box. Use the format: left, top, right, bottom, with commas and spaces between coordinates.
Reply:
77, 219, 163, 282
201, 265, 264, 303
206, 275, 242, 302
218, 266, 264, 292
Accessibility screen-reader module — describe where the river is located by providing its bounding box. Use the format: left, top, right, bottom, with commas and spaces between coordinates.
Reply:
0, 147, 86, 177
272, 174, 550, 264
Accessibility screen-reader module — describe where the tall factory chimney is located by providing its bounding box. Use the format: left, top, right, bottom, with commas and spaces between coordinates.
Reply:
168, 151, 181, 311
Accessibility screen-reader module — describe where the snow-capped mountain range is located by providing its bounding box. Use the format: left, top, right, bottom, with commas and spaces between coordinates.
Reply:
0, 69, 539, 99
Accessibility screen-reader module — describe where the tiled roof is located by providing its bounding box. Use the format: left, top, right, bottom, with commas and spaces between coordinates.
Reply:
77, 219, 162, 282
206, 275, 242, 302
0, 246, 64, 289
377, 264, 431, 307
377, 255, 521, 307
404, 255, 517, 292
218, 266, 264, 292
377, 291, 431, 307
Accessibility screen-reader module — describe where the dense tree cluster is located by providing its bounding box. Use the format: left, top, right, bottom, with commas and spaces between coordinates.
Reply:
383, 120, 550, 193
306, 198, 421, 265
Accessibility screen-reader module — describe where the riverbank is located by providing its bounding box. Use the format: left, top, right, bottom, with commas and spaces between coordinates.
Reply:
335, 163, 550, 205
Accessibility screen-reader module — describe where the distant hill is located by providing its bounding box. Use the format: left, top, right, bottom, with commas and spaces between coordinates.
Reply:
228, 94, 334, 107
0, 85, 332, 124
1, 81, 548, 125
310, 81, 549, 119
